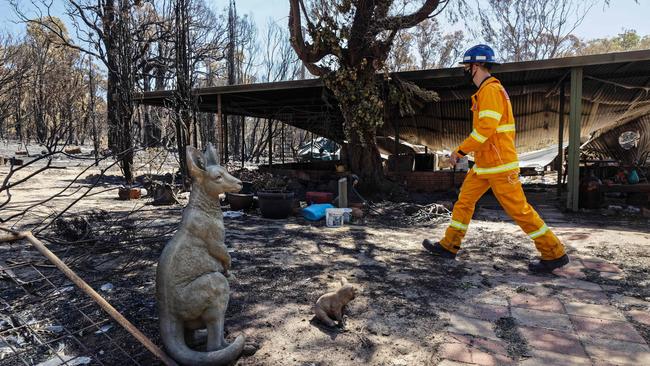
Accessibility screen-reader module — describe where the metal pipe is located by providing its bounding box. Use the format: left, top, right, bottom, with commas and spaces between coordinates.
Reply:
567, 67, 583, 211
557, 81, 565, 197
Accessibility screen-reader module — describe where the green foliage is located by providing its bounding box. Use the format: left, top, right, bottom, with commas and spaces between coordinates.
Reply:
388, 76, 439, 117
578, 29, 650, 55
324, 61, 384, 145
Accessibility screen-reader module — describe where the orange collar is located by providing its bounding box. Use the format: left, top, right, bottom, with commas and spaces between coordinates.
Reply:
472, 76, 500, 98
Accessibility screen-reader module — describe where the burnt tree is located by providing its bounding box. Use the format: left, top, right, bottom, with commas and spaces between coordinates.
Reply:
288, 0, 444, 191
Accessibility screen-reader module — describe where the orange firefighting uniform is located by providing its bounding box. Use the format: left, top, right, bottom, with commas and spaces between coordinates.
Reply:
439, 76, 566, 260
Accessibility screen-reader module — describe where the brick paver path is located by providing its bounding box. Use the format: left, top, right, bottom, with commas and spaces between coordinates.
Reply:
438, 256, 650, 365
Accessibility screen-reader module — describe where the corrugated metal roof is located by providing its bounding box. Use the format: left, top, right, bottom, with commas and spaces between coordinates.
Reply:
136, 49, 650, 155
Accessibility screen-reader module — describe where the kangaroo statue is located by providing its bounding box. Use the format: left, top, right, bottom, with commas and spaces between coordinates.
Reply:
156, 143, 245, 365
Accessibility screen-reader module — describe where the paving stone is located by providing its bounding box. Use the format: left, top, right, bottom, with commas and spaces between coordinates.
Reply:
437, 360, 474, 366
440, 340, 514, 366
558, 288, 609, 304
628, 309, 650, 326
448, 333, 509, 356
552, 260, 587, 280
446, 313, 499, 340
550, 278, 603, 291
506, 274, 553, 286
570, 314, 646, 343
473, 293, 509, 307
600, 284, 619, 292
614, 295, 650, 309
510, 294, 565, 313
591, 361, 626, 366
511, 307, 574, 332
456, 303, 510, 322
599, 271, 625, 281
581, 258, 622, 273
519, 349, 592, 366
440, 343, 473, 364
518, 326, 587, 358
583, 337, 650, 365
564, 302, 626, 321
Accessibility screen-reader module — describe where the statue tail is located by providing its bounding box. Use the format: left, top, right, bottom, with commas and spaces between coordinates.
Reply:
160, 312, 245, 366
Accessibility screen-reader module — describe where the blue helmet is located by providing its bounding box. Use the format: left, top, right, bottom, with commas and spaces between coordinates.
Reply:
460, 44, 499, 65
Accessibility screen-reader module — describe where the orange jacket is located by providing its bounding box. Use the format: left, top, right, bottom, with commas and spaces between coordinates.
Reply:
456, 76, 519, 175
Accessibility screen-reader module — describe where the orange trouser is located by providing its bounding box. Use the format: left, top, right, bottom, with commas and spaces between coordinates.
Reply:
439, 169, 565, 260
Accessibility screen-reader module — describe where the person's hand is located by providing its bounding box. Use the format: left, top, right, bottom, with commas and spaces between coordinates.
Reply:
449, 151, 462, 167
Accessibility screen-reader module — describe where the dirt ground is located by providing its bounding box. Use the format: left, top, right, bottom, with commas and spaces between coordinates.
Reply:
1, 146, 649, 365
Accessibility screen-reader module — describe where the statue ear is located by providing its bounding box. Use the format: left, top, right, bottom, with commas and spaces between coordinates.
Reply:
204, 142, 221, 166
186, 146, 206, 178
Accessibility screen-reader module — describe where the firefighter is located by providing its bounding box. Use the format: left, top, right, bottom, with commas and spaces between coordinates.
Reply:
422, 44, 569, 273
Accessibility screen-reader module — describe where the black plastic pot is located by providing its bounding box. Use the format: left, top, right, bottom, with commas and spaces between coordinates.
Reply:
241, 181, 254, 194
257, 190, 294, 219
226, 192, 254, 210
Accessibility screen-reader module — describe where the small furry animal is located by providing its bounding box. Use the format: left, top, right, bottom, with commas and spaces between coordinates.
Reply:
313, 277, 359, 327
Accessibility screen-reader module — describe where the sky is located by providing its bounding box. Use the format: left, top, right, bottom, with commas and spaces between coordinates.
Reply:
1, 0, 650, 44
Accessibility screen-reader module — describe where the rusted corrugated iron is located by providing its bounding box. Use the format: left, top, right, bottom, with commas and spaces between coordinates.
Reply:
584, 115, 650, 163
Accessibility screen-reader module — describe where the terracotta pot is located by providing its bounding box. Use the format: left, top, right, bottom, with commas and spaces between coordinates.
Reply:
226, 192, 254, 210
257, 190, 294, 219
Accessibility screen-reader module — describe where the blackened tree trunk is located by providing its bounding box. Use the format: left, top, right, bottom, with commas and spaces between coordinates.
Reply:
174, 0, 192, 179
104, 0, 135, 184
288, 0, 442, 192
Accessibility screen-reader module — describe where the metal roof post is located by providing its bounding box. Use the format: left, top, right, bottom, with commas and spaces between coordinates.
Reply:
557, 81, 565, 197
567, 67, 583, 211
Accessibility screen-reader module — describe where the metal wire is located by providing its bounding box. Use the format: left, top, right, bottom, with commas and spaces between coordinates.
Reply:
0, 240, 160, 365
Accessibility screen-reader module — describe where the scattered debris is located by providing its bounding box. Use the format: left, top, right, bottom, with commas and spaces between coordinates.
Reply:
118, 187, 141, 200
100, 283, 114, 292
36, 354, 92, 366
223, 211, 244, 219
151, 184, 179, 206
46, 325, 64, 333
64, 147, 82, 155
494, 317, 529, 360
94, 324, 113, 334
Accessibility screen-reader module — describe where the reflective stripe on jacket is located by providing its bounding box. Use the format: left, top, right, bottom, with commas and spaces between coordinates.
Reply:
457, 76, 519, 175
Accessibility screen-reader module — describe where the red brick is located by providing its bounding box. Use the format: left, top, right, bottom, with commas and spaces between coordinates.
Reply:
510, 294, 565, 313
600, 271, 625, 281
570, 315, 646, 344
552, 259, 587, 279
519, 326, 587, 358
553, 266, 587, 280
581, 258, 622, 273
628, 310, 650, 326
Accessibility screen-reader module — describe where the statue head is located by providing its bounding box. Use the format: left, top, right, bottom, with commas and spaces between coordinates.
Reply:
186, 143, 242, 199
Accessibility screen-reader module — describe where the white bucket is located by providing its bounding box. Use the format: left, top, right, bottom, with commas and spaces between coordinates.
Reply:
326, 208, 346, 227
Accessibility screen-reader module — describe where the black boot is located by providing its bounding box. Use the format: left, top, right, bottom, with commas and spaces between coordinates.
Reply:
528, 254, 570, 273
422, 239, 456, 259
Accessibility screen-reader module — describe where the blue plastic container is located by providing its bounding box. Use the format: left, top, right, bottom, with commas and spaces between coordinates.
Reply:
302, 203, 335, 221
